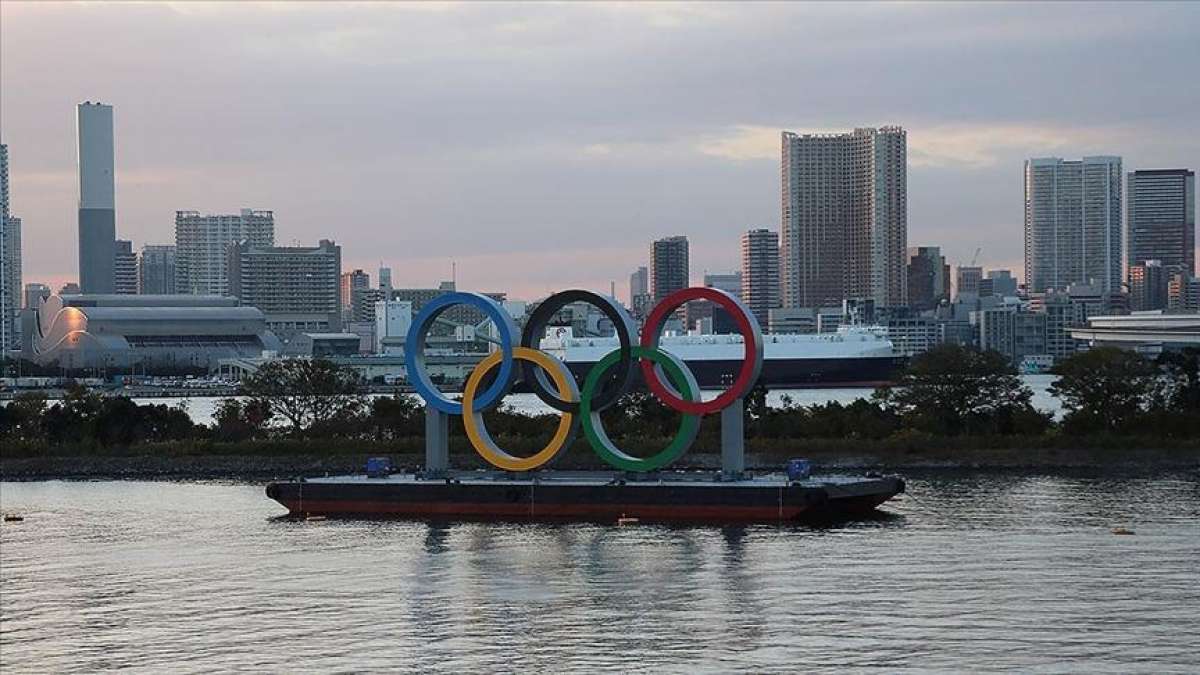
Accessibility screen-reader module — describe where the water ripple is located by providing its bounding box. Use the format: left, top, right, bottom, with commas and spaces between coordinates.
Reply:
2, 474, 1198, 672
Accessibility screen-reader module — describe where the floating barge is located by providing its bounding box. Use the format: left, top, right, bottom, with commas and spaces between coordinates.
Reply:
265, 470, 904, 523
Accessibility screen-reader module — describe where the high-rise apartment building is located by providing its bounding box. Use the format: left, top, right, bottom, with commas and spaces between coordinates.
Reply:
905, 246, 948, 311
650, 236, 689, 305
741, 228, 780, 327
781, 127, 907, 309
341, 269, 369, 308
0, 142, 10, 353
175, 209, 274, 295
77, 102, 117, 294
1127, 169, 1195, 276
1024, 156, 1123, 294
341, 269, 370, 323
113, 239, 138, 295
4, 216, 20, 323
139, 244, 176, 294
228, 239, 342, 340
1129, 260, 1169, 311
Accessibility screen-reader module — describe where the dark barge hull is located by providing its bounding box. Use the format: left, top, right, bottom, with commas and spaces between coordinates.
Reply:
265, 473, 905, 523
565, 356, 904, 389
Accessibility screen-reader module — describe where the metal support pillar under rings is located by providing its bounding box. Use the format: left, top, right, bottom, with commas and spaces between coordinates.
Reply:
720, 398, 745, 479
425, 407, 450, 477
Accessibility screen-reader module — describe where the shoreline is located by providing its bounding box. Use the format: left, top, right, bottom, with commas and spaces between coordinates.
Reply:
4, 448, 1197, 482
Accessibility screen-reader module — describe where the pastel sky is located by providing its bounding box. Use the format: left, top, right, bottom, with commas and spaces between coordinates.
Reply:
2, 1, 1198, 300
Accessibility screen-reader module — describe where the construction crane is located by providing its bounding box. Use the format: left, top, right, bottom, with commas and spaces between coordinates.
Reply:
970, 247, 982, 266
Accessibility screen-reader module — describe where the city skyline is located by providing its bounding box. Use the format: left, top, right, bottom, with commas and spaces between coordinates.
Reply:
2, 2, 1199, 300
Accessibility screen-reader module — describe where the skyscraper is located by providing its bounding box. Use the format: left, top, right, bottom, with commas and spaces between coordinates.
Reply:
0, 142, 10, 353
650, 236, 689, 305
378, 265, 392, 292
1024, 156, 1123, 294
1127, 169, 1195, 276
175, 209, 274, 295
905, 246, 948, 311
228, 239, 342, 339
629, 266, 647, 304
77, 102, 117, 294
4, 216, 20, 321
114, 239, 138, 295
780, 127, 907, 309
628, 266, 650, 319
139, 244, 176, 294
741, 228, 780, 327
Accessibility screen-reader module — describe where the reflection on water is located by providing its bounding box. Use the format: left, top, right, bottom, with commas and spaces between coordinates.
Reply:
1, 472, 1197, 672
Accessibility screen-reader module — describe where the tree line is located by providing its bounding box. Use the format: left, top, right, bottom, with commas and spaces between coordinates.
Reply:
2, 345, 1199, 452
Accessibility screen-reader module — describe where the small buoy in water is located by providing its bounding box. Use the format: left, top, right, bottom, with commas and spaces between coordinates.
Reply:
617, 513, 638, 526
305, 515, 327, 522
3, 515, 23, 522
1111, 527, 1135, 535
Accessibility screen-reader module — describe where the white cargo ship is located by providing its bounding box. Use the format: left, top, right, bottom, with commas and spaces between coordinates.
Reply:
540, 326, 901, 388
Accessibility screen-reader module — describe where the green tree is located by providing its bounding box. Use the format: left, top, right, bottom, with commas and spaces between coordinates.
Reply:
1156, 348, 1200, 412
881, 344, 1048, 436
211, 398, 275, 442
0, 392, 47, 442
240, 359, 365, 436
1051, 347, 1157, 434
367, 394, 423, 440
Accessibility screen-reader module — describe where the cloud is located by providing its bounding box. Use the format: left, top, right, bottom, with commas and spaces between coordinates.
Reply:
3, 1, 1198, 289
695, 123, 1147, 169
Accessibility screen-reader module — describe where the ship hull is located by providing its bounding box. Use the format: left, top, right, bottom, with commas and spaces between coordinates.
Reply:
265, 473, 905, 523
565, 355, 903, 389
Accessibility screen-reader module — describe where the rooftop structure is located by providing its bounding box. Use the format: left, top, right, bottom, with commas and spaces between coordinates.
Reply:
1070, 313, 1200, 351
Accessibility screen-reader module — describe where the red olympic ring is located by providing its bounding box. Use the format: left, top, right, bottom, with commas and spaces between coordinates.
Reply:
639, 286, 764, 416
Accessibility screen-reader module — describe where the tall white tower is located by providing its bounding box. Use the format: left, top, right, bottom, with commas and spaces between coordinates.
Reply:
77, 102, 117, 294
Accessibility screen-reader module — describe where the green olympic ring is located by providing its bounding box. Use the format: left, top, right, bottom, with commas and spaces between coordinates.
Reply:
580, 345, 702, 472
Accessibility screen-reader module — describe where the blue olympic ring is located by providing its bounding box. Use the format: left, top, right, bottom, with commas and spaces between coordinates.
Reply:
404, 292, 518, 415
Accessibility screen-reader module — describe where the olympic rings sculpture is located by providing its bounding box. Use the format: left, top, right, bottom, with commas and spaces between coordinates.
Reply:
405, 286, 764, 473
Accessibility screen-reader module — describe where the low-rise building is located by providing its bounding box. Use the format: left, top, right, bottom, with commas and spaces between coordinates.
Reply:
28, 294, 280, 371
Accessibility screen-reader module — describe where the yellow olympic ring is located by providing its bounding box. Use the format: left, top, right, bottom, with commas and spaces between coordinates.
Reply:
461, 346, 579, 472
